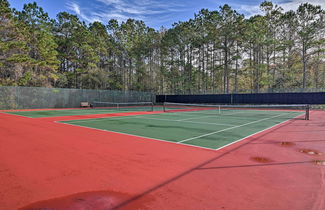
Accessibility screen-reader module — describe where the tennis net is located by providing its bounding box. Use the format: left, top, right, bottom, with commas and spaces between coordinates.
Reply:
163, 102, 310, 120
93, 101, 154, 112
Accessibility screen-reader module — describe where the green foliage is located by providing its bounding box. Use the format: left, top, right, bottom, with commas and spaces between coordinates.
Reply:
0, 1, 324, 93
0, 0, 33, 85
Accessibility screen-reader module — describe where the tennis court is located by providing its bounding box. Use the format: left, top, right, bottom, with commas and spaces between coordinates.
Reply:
60, 103, 307, 149
1, 100, 324, 210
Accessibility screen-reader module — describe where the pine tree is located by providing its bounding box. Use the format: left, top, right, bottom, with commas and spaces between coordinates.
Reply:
0, 0, 32, 85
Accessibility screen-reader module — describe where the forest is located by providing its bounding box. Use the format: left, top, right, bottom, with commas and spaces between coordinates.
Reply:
0, 0, 324, 94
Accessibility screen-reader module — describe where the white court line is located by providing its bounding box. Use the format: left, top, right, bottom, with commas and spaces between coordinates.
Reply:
178, 113, 290, 143
162, 110, 279, 125
136, 116, 234, 126
214, 112, 305, 150
57, 121, 217, 151
221, 111, 259, 116
57, 112, 305, 151
177, 115, 218, 121
62, 114, 234, 127
60, 109, 301, 126
163, 110, 283, 120
222, 110, 303, 115
60, 115, 148, 123
163, 111, 216, 117
60, 112, 210, 124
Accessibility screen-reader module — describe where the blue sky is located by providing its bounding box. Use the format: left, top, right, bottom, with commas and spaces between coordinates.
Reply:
8, 0, 325, 29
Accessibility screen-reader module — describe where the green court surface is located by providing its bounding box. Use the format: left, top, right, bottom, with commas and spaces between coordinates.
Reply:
61, 109, 304, 149
5, 107, 161, 118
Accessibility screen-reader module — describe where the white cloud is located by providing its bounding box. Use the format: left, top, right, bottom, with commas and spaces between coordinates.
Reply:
66, 2, 81, 15
66, 1, 99, 22
275, 0, 325, 11
97, 0, 123, 5
96, 0, 184, 16
92, 11, 133, 22
65, 0, 186, 27
236, 4, 262, 17
65, 0, 325, 29
237, 0, 325, 18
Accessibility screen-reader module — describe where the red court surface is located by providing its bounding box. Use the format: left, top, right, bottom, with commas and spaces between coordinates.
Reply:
0, 110, 324, 210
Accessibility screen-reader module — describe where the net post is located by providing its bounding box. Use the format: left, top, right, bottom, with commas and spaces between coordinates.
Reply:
150, 102, 154, 112
163, 102, 166, 112
218, 105, 221, 115
305, 105, 310, 120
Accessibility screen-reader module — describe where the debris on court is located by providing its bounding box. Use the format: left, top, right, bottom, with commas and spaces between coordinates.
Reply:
299, 149, 323, 155
313, 160, 325, 166
250, 156, 273, 163
280, 141, 295, 146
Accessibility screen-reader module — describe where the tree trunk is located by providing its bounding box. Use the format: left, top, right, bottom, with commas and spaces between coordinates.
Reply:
302, 41, 307, 88
224, 39, 228, 94
235, 44, 239, 93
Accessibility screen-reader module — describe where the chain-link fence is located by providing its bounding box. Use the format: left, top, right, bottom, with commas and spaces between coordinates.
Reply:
0, 86, 155, 110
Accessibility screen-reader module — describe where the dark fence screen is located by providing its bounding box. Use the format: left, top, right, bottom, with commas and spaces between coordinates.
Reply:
156, 92, 325, 105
